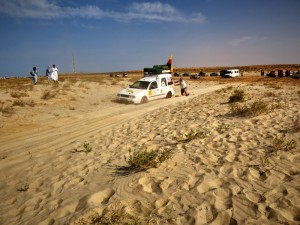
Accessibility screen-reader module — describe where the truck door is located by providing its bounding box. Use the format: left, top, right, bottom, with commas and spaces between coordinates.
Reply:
160, 77, 167, 94
148, 81, 160, 98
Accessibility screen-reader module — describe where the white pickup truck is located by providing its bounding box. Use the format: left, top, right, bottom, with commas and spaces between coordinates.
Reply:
116, 73, 175, 104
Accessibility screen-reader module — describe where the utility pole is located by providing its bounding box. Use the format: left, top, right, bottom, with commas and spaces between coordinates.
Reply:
72, 53, 76, 74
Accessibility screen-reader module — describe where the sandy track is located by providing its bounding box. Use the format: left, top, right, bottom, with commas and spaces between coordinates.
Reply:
0, 84, 226, 157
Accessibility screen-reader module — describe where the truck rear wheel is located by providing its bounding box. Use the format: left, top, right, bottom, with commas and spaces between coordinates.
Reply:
140, 96, 148, 104
166, 91, 172, 98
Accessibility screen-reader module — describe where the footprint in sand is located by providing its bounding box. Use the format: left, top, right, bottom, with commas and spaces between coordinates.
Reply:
33, 198, 43, 210
196, 178, 224, 194
195, 201, 214, 224
213, 187, 232, 210
87, 188, 115, 207
76, 188, 115, 211
138, 176, 163, 195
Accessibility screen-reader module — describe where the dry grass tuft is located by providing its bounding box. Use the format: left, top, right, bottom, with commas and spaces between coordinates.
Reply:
124, 148, 172, 171
249, 100, 269, 116
0, 104, 15, 117
264, 91, 277, 97
74, 201, 154, 225
228, 89, 245, 103
229, 100, 269, 117
175, 130, 206, 143
273, 137, 297, 154
12, 99, 26, 107
290, 116, 300, 133
41, 90, 56, 100
10, 91, 29, 98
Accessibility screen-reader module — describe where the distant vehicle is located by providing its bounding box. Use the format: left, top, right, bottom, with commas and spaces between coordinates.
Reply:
190, 74, 200, 79
220, 70, 227, 77
123, 73, 128, 77
117, 73, 174, 104
182, 73, 190, 77
174, 72, 180, 77
223, 69, 240, 78
267, 71, 276, 77
210, 72, 218, 76
292, 71, 300, 79
198, 71, 206, 76
278, 70, 284, 77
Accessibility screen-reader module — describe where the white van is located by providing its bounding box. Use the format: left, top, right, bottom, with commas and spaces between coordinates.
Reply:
224, 69, 240, 78
116, 73, 175, 104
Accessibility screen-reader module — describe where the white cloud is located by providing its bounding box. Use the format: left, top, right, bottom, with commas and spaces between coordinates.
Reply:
130, 2, 176, 14
231, 36, 256, 46
0, 0, 206, 24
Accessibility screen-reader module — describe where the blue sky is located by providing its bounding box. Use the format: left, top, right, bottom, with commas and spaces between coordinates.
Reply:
0, 0, 299, 76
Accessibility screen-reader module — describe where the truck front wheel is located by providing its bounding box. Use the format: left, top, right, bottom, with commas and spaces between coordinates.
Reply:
140, 96, 148, 104
166, 91, 172, 98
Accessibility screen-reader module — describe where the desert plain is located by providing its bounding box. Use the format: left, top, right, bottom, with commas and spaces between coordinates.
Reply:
0, 70, 300, 225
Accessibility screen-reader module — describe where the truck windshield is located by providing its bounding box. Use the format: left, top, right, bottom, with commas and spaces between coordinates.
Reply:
130, 81, 150, 90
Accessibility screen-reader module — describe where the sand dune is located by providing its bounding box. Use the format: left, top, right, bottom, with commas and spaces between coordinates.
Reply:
0, 75, 299, 224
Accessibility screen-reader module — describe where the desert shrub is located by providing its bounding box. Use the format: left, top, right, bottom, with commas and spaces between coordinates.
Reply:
41, 90, 56, 100
125, 148, 172, 171
229, 103, 249, 116
297, 90, 300, 97
228, 89, 244, 103
229, 101, 269, 117
72, 142, 92, 153
17, 183, 29, 192
267, 84, 281, 90
217, 123, 230, 134
273, 137, 297, 154
26, 100, 35, 107
264, 91, 276, 97
175, 130, 206, 143
10, 91, 28, 98
289, 116, 300, 133
74, 202, 154, 225
12, 99, 26, 107
12, 99, 35, 107
249, 101, 269, 116
0, 105, 15, 117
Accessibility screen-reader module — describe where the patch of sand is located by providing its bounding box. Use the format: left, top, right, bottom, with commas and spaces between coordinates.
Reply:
0, 75, 299, 224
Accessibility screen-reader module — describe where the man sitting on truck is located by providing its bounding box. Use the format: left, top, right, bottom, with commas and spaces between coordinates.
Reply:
175, 77, 189, 96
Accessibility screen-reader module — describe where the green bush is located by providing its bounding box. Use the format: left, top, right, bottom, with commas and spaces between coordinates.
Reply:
229, 101, 269, 117
249, 101, 269, 116
125, 148, 172, 171
228, 89, 244, 103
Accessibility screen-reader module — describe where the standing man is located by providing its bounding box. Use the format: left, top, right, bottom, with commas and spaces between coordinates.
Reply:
30, 66, 38, 84
51, 64, 58, 82
46, 65, 51, 80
